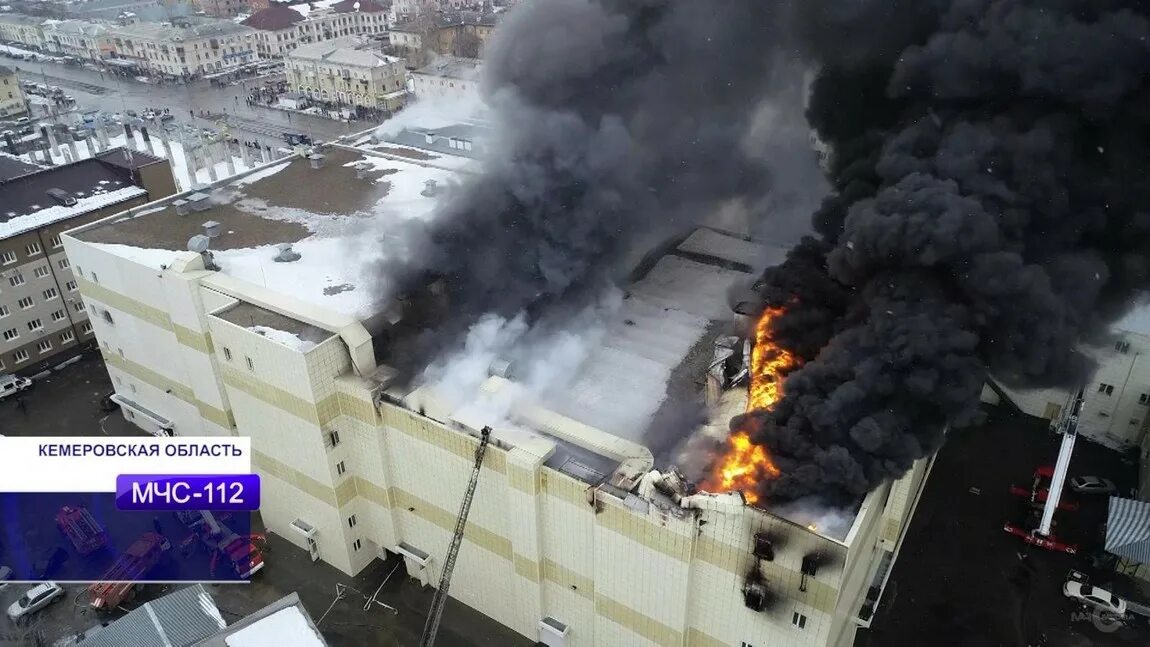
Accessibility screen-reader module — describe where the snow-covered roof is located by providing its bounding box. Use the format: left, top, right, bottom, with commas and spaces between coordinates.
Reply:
288, 36, 401, 67
222, 606, 325, 646
75, 144, 466, 319
1114, 303, 1150, 337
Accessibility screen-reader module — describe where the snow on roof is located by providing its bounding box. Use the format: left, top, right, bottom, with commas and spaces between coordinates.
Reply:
249, 325, 318, 352
0, 185, 145, 239
1114, 302, 1150, 337
224, 606, 325, 647
289, 0, 342, 18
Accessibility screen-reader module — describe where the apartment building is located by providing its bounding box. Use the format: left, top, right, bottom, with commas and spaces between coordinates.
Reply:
0, 66, 27, 119
62, 137, 927, 647
411, 56, 480, 101
242, 0, 388, 59
0, 14, 46, 49
191, 0, 253, 19
105, 19, 259, 78
42, 20, 111, 61
390, 11, 498, 60
285, 37, 406, 111
0, 148, 175, 372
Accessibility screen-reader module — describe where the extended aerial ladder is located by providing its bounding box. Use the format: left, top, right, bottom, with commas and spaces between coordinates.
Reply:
420, 426, 492, 647
1004, 385, 1085, 554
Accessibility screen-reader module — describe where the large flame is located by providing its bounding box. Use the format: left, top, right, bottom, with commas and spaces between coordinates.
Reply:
703, 306, 798, 504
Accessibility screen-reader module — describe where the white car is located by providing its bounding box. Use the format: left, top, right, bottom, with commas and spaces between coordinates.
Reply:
6, 582, 65, 622
1069, 476, 1117, 495
0, 374, 32, 401
0, 565, 11, 591
1063, 581, 1127, 616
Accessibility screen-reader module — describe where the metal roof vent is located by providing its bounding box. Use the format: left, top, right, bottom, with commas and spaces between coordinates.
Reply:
273, 243, 301, 263
354, 161, 370, 179
172, 199, 189, 216
187, 192, 211, 212
47, 188, 77, 207
424, 131, 436, 145
421, 179, 439, 197
308, 153, 326, 169
202, 220, 221, 239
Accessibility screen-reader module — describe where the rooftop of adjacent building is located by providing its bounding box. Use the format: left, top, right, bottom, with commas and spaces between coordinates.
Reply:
243, 0, 386, 29
391, 9, 498, 33
0, 151, 40, 181
412, 55, 482, 82
0, 147, 163, 240
193, 592, 327, 647
287, 36, 401, 67
107, 16, 253, 40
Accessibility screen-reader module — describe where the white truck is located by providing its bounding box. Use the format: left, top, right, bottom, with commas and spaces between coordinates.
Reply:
0, 374, 32, 401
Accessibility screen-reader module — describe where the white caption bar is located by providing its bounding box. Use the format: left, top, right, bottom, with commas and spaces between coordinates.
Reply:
0, 436, 250, 493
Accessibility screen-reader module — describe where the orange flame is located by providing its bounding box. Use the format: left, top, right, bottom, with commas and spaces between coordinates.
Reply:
702, 306, 798, 505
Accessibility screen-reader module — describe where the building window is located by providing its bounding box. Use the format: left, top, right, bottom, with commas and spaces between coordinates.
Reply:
14, 349, 28, 363
36, 339, 51, 353
336, 460, 346, 476
245, 356, 254, 371
2, 328, 17, 341
80, 321, 92, 334
327, 430, 341, 448
66, 280, 77, 291
1140, 393, 1149, 406
76, 266, 82, 277
91, 272, 98, 283
1, 251, 15, 265
49, 235, 62, 248
223, 347, 232, 361
25, 242, 41, 256
348, 514, 357, 528
33, 265, 49, 279
1099, 383, 1114, 396
8, 272, 24, 287
352, 539, 361, 551
791, 612, 807, 630
17, 296, 33, 309
0, 305, 7, 318
42, 288, 58, 300
74, 300, 86, 313
58, 258, 69, 269
60, 329, 74, 343
50, 309, 65, 322
1115, 340, 1130, 354
27, 319, 42, 332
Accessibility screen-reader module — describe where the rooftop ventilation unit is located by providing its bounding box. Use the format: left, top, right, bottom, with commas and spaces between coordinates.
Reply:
424, 131, 436, 145
172, 199, 189, 216
421, 179, 439, 197
202, 220, 221, 239
186, 192, 211, 212
308, 153, 326, 169
273, 243, 301, 263
354, 161, 370, 179
46, 188, 77, 207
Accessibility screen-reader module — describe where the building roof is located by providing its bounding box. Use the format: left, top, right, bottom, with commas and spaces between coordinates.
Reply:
109, 18, 253, 41
0, 150, 151, 240
74, 144, 466, 319
331, 0, 387, 13
80, 584, 227, 647
241, 4, 304, 30
0, 152, 39, 182
1105, 496, 1150, 565
0, 64, 14, 76
413, 56, 481, 82
288, 36, 400, 67
193, 592, 326, 647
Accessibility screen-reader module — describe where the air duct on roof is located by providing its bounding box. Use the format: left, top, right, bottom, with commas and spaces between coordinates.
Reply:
202, 220, 221, 238
421, 179, 439, 197
273, 243, 301, 263
354, 161, 370, 179
308, 153, 326, 169
186, 192, 211, 212
172, 199, 189, 216
424, 131, 436, 145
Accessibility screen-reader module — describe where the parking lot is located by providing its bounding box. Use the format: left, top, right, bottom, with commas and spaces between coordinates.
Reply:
857, 406, 1149, 647
0, 355, 533, 646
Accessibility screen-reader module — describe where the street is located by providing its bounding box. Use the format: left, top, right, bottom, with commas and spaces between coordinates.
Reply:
2, 57, 363, 150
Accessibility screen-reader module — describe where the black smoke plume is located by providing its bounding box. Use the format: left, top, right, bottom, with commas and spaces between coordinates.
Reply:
739, 0, 1150, 504
380, 0, 792, 376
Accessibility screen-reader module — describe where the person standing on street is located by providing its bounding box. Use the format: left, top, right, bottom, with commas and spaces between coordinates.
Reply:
15, 397, 25, 414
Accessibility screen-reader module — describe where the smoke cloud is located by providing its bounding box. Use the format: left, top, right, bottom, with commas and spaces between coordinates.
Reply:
379, 0, 790, 376
739, 0, 1150, 504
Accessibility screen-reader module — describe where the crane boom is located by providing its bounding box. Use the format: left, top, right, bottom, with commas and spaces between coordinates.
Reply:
419, 426, 492, 647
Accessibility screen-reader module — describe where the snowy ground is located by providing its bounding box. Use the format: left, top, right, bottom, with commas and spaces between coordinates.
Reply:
0, 43, 38, 58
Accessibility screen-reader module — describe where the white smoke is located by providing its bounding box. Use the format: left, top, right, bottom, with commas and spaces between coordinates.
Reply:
372, 83, 488, 142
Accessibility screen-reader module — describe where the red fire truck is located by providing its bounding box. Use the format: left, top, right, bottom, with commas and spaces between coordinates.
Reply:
55, 505, 108, 555
175, 511, 265, 578
88, 532, 171, 611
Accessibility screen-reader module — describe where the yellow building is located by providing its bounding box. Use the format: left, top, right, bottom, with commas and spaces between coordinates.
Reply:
0, 65, 27, 118
285, 37, 407, 111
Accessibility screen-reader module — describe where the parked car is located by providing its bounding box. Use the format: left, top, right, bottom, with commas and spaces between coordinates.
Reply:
0, 374, 32, 401
1069, 476, 1117, 495
7, 582, 64, 623
32, 546, 68, 579
1063, 581, 1127, 616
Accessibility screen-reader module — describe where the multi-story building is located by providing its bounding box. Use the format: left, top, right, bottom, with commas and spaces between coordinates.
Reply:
285, 37, 406, 111
242, 0, 388, 59
411, 56, 480, 101
191, 0, 252, 19
42, 20, 111, 61
0, 14, 47, 49
63, 134, 926, 647
390, 10, 498, 60
0, 148, 176, 373
0, 66, 28, 119
105, 19, 259, 78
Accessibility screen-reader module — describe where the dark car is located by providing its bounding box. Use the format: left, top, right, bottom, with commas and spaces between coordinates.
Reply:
33, 547, 68, 579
